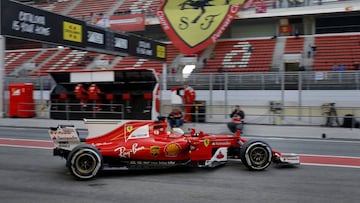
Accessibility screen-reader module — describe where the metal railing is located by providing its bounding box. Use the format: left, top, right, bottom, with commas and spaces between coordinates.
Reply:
163, 71, 360, 91
4, 71, 360, 91
6, 101, 125, 120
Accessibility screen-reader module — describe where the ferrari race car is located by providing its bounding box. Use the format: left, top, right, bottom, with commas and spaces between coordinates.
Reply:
49, 118, 300, 180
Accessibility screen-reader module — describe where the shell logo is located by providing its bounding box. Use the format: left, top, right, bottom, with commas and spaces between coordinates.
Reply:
164, 143, 181, 157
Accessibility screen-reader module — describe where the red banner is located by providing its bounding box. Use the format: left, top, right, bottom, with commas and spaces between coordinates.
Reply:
255, 1, 267, 13
94, 14, 145, 32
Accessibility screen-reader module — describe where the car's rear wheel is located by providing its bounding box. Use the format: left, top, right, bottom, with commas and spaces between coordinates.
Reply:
67, 144, 102, 180
240, 140, 272, 171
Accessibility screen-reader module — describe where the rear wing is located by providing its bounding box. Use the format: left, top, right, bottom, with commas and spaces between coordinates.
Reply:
48, 125, 82, 150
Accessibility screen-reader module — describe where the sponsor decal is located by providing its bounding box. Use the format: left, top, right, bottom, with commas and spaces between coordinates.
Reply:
11, 11, 50, 36
204, 138, 210, 147
216, 151, 225, 159
126, 125, 150, 141
11, 88, 21, 96
114, 36, 128, 49
156, 45, 166, 59
129, 161, 177, 165
212, 141, 231, 146
150, 146, 161, 157
126, 125, 133, 133
115, 143, 145, 158
63, 21, 82, 42
136, 40, 153, 56
164, 143, 182, 157
157, 0, 246, 55
48, 128, 78, 141
87, 31, 104, 45
211, 147, 227, 161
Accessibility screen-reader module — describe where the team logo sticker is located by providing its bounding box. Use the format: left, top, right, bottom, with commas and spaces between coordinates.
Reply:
150, 146, 161, 157
204, 138, 210, 147
126, 125, 133, 133
157, 0, 247, 55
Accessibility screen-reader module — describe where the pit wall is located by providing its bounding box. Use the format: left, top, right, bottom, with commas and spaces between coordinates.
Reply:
10, 90, 360, 125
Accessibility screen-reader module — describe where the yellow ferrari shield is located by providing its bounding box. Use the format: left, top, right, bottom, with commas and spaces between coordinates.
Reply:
157, 0, 246, 54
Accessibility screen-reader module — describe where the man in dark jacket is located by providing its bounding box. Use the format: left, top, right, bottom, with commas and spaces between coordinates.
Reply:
227, 105, 245, 133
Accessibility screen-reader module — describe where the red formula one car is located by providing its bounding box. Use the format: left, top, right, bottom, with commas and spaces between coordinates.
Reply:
49, 118, 300, 180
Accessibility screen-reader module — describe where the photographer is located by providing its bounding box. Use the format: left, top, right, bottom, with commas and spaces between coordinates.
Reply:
227, 105, 245, 133
168, 108, 184, 128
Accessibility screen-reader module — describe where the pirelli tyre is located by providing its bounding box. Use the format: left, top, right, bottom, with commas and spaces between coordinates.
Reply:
240, 140, 272, 171
66, 144, 103, 180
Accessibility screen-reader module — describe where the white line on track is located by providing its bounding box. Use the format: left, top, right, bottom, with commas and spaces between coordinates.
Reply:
0, 144, 51, 150
0, 138, 51, 142
301, 163, 360, 169
246, 136, 360, 144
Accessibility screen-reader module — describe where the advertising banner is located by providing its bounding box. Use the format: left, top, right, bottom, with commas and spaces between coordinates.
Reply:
0, 0, 165, 61
86, 25, 106, 49
1, 0, 85, 48
129, 35, 167, 61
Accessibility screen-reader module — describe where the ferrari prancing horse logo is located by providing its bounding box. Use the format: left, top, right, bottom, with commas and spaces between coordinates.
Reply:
126, 125, 133, 133
204, 138, 210, 147
157, 0, 247, 54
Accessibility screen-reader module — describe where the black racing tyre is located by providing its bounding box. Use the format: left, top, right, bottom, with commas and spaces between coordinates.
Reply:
240, 140, 272, 171
66, 144, 103, 180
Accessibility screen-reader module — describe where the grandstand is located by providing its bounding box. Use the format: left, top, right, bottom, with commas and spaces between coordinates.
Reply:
4, 0, 360, 77
201, 38, 276, 73
313, 34, 360, 71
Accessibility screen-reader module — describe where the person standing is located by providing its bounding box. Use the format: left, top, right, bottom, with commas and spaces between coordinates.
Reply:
182, 84, 196, 122
74, 84, 88, 108
88, 84, 103, 111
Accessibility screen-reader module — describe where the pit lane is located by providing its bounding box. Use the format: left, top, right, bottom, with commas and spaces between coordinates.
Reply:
0, 128, 360, 203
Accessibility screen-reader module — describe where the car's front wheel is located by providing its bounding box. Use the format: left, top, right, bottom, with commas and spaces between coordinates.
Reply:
67, 144, 102, 180
240, 140, 272, 171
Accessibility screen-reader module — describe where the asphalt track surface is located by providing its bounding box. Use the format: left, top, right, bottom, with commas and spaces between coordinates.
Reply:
0, 127, 360, 203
